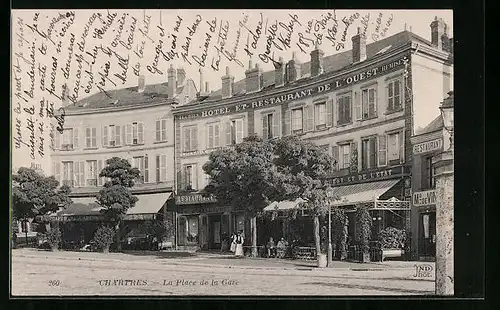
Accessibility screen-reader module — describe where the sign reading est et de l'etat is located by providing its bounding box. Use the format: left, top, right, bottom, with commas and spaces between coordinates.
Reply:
175, 55, 409, 120
328, 165, 407, 186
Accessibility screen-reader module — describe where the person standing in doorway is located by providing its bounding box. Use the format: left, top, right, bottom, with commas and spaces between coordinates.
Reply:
234, 231, 244, 258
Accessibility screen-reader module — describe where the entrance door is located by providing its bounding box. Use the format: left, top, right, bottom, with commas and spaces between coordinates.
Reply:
209, 214, 222, 249
419, 212, 436, 259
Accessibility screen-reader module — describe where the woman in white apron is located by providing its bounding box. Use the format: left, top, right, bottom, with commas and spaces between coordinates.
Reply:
230, 233, 236, 253
235, 232, 244, 257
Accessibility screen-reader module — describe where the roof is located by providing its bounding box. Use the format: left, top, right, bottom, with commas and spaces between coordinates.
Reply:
198, 30, 432, 104
64, 82, 183, 111
263, 198, 306, 212
415, 115, 444, 135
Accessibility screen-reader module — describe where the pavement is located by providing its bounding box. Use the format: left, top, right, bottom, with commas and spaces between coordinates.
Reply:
10, 249, 436, 296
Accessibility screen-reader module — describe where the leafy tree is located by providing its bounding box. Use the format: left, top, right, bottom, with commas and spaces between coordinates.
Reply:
12, 167, 72, 246
269, 136, 338, 257
92, 225, 115, 253
356, 204, 372, 262
96, 157, 140, 251
203, 135, 276, 257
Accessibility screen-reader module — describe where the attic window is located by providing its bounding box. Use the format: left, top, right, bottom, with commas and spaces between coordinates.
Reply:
376, 45, 392, 55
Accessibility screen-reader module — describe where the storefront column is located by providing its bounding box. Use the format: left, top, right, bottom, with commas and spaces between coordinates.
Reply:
433, 133, 454, 295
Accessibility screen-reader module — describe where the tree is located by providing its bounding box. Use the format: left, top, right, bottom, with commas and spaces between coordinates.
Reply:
12, 167, 72, 246
269, 136, 337, 257
356, 204, 372, 262
96, 157, 140, 252
203, 135, 276, 257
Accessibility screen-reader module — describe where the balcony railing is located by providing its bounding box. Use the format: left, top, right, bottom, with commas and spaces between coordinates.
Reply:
61, 144, 74, 151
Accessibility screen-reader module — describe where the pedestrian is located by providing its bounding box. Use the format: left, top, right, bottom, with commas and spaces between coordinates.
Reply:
267, 237, 276, 258
230, 233, 236, 253
277, 237, 288, 258
234, 231, 244, 258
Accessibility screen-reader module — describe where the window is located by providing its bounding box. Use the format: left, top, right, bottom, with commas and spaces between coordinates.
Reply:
291, 108, 303, 133
337, 94, 352, 125
156, 154, 167, 182
227, 119, 244, 145
62, 161, 74, 187
361, 87, 377, 119
315, 102, 327, 129
144, 155, 149, 183
207, 122, 221, 148
339, 144, 351, 170
104, 125, 122, 147
387, 79, 402, 111
362, 137, 377, 170
421, 156, 435, 190
262, 113, 279, 140
86, 160, 98, 186
126, 122, 144, 145
156, 119, 167, 142
378, 135, 387, 166
53, 161, 60, 183
387, 131, 404, 164
184, 164, 197, 190
73, 161, 85, 187
183, 126, 198, 152
133, 156, 145, 183
62, 128, 78, 150
85, 127, 97, 148
97, 160, 105, 186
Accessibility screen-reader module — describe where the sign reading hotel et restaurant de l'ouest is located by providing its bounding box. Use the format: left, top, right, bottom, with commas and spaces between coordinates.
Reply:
175, 54, 409, 120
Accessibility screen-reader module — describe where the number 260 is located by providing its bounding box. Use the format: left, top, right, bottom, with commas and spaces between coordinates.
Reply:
48, 280, 60, 286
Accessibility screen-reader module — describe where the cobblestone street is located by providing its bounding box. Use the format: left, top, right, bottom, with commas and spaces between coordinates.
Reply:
11, 249, 435, 296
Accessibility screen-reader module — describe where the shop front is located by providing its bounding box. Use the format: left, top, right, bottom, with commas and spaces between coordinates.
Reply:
411, 189, 437, 261
175, 193, 247, 250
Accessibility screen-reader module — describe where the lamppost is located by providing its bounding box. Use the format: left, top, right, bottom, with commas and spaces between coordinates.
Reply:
434, 91, 454, 295
326, 188, 334, 267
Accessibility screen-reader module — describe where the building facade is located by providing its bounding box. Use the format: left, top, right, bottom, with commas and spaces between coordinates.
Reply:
172, 18, 453, 252
49, 71, 197, 248
409, 91, 453, 261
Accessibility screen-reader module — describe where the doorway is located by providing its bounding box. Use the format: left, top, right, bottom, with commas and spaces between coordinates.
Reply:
208, 214, 222, 249
418, 211, 436, 259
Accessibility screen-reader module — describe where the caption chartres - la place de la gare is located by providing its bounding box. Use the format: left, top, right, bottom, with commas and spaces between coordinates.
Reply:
14, 15, 452, 268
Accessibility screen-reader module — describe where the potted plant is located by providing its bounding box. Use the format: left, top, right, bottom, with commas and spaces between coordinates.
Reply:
45, 228, 62, 251
378, 227, 406, 261
355, 205, 372, 263
92, 226, 115, 254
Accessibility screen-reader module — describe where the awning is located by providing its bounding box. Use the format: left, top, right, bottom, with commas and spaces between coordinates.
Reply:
329, 179, 402, 207
263, 198, 306, 212
53, 192, 172, 221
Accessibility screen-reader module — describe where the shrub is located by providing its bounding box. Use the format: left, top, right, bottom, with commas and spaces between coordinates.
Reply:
46, 228, 62, 250
92, 226, 115, 253
378, 227, 406, 249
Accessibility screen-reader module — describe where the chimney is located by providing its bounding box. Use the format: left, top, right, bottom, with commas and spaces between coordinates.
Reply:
430, 16, 448, 50
177, 68, 186, 86
352, 27, 367, 63
310, 42, 324, 77
285, 52, 301, 84
138, 75, 145, 93
274, 57, 286, 88
199, 68, 209, 97
167, 64, 176, 99
245, 60, 263, 94
221, 66, 234, 99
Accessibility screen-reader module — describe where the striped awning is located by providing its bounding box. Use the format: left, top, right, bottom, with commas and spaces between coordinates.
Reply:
329, 179, 402, 207
263, 198, 306, 211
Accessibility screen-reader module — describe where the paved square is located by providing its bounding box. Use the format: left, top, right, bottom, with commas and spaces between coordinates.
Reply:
11, 249, 435, 296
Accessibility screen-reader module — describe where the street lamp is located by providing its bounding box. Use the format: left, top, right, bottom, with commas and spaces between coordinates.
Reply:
434, 91, 454, 295
326, 188, 334, 267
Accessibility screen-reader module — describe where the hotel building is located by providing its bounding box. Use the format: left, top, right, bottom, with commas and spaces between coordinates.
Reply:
172, 17, 453, 251
49, 67, 197, 248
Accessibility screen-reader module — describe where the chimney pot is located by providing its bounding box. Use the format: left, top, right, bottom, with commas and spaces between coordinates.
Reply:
352, 28, 367, 63
286, 54, 301, 84
225, 66, 230, 75
167, 65, 176, 99
221, 67, 234, 99
310, 43, 324, 77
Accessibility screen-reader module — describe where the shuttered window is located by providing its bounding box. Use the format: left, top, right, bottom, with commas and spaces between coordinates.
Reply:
183, 125, 198, 151
378, 135, 387, 166
156, 119, 168, 142
387, 79, 402, 111
291, 108, 303, 133
362, 137, 377, 170
339, 144, 351, 170
314, 102, 327, 129
85, 127, 97, 148
338, 94, 352, 125
361, 86, 377, 119
207, 122, 221, 148
86, 160, 98, 186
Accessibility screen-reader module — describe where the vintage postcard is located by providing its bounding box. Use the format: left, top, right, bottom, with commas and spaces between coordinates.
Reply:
10, 9, 455, 296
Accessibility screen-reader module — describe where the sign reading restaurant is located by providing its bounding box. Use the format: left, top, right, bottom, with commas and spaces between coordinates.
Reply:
413, 138, 443, 155
412, 190, 437, 207
175, 55, 409, 120
175, 193, 218, 205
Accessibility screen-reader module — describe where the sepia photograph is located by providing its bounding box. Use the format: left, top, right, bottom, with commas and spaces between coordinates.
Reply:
10, 9, 456, 296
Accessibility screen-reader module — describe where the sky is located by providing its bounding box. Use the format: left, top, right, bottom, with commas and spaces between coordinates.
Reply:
11, 9, 453, 173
